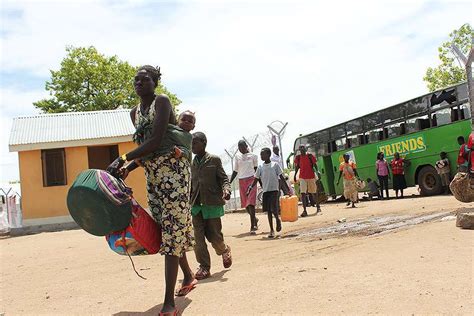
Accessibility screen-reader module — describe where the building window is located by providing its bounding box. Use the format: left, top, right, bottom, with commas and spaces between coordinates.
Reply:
88, 145, 119, 170
42, 149, 67, 187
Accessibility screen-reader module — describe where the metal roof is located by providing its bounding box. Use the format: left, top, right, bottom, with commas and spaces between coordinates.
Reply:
9, 109, 135, 152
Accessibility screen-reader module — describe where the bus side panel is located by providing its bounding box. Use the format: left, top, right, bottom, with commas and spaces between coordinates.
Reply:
326, 120, 470, 195
318, 156, 336, 196
330, 144, 380, 196
354, 145, 379, 189
405, 120, 471, 185
330, 153, 343, 195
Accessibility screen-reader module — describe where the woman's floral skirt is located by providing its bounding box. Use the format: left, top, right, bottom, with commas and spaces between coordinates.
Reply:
144, 153, 194, 257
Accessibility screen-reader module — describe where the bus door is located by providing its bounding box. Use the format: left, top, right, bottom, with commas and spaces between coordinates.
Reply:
318, 155, 336, 196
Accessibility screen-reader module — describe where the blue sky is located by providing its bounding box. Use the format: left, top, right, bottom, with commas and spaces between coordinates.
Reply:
0, 0, 472, 183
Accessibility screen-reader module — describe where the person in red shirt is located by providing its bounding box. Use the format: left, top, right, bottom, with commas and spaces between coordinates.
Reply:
457, 136, 469, 172
390, 152, 410, 199
294, 145, 321, 217
468, 132, 474, 175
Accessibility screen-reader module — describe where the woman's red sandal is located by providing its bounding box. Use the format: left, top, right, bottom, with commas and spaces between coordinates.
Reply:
175, 279, 197, 297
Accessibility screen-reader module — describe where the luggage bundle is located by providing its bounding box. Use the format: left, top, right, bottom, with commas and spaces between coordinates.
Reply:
450, 172, 474, 203
67, 169, 161, 256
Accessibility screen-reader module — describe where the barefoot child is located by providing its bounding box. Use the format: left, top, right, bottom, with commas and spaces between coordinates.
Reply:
435, 152, 451, 194
247, 148, 290, 238
190, 132, 233, 280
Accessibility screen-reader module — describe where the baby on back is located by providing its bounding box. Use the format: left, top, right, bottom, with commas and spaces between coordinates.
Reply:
178, 110, 196, 132
174, 110, 196, 160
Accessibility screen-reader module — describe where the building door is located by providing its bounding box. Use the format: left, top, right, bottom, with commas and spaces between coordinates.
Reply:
87, 145, 119, 170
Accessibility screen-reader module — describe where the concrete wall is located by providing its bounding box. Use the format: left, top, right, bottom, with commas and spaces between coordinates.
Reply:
18, 141, 147, 224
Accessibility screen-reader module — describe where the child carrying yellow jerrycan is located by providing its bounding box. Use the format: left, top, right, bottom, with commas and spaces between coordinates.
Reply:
280, 195, 299, 222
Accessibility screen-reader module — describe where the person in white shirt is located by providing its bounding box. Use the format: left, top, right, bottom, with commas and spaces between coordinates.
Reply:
229, 140, 259, 234
270, 146, 283, 169
247, 148, 290, 238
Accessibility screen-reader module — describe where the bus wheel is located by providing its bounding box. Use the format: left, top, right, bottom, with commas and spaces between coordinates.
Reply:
417, 166, 442, 196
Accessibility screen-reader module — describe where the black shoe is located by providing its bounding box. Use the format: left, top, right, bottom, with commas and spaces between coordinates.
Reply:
300, 211, 308, 217
346, 201, 351, 206
276, 220, 282, 232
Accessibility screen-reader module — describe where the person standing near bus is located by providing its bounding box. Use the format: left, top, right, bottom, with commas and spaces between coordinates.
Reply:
457, 136, 469, 172
337, 154, 359, 208
390, 152, 409, 199
435, 152, 451, 194
229, 140, 259, 234
468, 132, 474, 176
376, 152, 390, 199
271, 146, 283, 169
294, 145, 321, 217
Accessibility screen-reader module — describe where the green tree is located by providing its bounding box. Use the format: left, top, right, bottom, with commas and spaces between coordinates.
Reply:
34, 46, 181, 113
424, 24, 473, 92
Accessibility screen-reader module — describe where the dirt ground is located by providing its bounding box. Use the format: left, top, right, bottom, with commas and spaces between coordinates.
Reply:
1, 192, 473, 315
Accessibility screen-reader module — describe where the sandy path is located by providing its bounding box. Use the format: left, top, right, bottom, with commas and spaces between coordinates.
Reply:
1, 194, 473, 315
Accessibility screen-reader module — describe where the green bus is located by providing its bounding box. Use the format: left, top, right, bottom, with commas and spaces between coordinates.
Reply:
293, 82, 471, 198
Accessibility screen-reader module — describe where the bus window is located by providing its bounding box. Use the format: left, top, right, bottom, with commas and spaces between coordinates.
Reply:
335, 138, 345, 151
431, 108, 451, 127
367, 128, 384, 143
430, 88, 456, 109
384, 122, 403, 138
318, 130, 330, 143
307, 146, 317, 156
400, 123, 406, 135
294, 137, 308, 152
459, 102, 471, 120
307, 133, 318, 145
316, 143, 328, 156
327, 141, 336, 153
451, 107, 459, 122
456, 83, 469, 102
364, 112, 384, 128
406, 96, 428, 116
330, 124, 346, 140
346, 134, 361, 148
346, 119, 363, 135
406, 114, 429, 133
383, 106, 405, 123
346, 119, 363, 148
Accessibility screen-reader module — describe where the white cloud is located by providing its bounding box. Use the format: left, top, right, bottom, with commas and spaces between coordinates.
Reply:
1, 0, 472, 179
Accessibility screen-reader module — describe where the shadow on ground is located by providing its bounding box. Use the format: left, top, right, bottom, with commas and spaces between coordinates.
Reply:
113, 297, 192, 315
196, 269, 230, 284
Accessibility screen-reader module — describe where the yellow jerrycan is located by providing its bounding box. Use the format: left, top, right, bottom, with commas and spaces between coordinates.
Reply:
280, 195, 298, 222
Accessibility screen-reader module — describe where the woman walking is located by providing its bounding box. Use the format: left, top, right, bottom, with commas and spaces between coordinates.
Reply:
336, 154, 359, 208
376, 152, 390, 199
108, 65, 195, 316
390, 152, 409, 198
